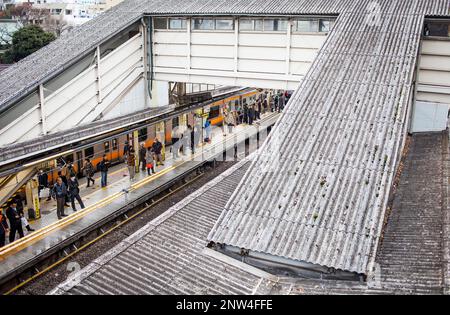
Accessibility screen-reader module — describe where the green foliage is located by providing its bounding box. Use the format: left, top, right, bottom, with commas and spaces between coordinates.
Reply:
0, 24, 55, 63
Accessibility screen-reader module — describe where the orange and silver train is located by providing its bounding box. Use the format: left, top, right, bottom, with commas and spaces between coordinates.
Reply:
47, 88, 265, 182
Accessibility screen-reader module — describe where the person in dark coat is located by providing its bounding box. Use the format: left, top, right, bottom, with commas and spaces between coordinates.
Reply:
51, 177, 68, 220
139, 143, 147, 171
151, 138, 164, 166
57, 171, 70, 206
188, 125, 196, 154
0, 208, 9, 248
38, 169, 50, 200
256, 100, 262, 120
6, 201, 24, 242
98, 155, 110, 187
243, 103, 249, 124
248, 103, 255, 125
68, 176, 85, 212
83, 158, 95, 188
13, 195, 34, 232
123, 140, 130, 162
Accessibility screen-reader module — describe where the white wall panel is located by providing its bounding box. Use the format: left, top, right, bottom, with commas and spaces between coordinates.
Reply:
191, 57, 234, 71
290, 48, 319, 62
411, 101, 449, 132
155, 55, 187, 69
239, 33, 286, 47
421, 40, 450, 56
239, 46, 285, 61
290, 61, 311, 76
291, 34, 327, 49
45, 69, 97, 117
191, 45, 234, 58
417, 91, 450, 104
153, 31, 188, 44
191, 32, 235, 45
418, 69, 450, 86
154, 43, 187, 56
419, 55, 450, 71
239, 59, 285, 74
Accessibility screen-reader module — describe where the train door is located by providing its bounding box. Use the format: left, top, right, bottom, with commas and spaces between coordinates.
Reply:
112, 138, 119, 162
75, 151, 83, 178
155, 121, 165, 160
103, 140, 112, 162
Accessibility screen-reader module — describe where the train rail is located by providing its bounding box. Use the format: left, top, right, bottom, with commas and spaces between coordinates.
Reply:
0, 112, 279, 295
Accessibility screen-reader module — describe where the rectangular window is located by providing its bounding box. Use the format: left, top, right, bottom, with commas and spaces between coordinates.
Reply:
215, 19, 234, 30
65, 10, 72, 15
84, 147, 94, 159
424, 21, 450, 37
139, 128, 148, 141
263, 19, 275, 31
319, 19, 334, 32
154, 17, 168, 30
192, 18, 215, 30
104, 142, 110, 153
239, 19, 254, 31
275, 19, 288, 31
295, 19, 319, 32
169, 18, 187, 29
112, 138, 118, 150
255, 19, 264, 31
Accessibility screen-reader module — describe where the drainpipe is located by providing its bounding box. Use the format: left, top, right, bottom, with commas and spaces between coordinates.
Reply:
146, 16, 153, 99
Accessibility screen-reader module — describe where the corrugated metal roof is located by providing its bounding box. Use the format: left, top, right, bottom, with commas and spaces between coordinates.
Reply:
207, 0, 450, 275
49, 159, 272, 295
0, 0, 448, 113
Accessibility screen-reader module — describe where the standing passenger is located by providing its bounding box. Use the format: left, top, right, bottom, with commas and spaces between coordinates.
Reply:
145, 149, 156, 175
98, 155, 110, 187
204, 119, 212, 143
83, 158, 95, 188
248, 103, 255, 125
68, 176, 85, 212
38, 169, 50, 200
139, 143, 147, 171
51, 177, 68, 219
6, 201, 24, 242
127, 148, 136, 181
123, 140, 130, 162
151, 138, 164, 166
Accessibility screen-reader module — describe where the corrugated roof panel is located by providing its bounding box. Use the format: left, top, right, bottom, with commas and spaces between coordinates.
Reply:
207, 0, 443, 275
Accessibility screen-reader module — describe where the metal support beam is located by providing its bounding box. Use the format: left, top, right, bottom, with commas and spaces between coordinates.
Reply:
146, 16, 153, 99
95, 46, 103, 104
39, 84, 47, 135
187, 17, 191, 70
141, 20, 149, 107
286, 19, 292, 75
234, 18, 239, 73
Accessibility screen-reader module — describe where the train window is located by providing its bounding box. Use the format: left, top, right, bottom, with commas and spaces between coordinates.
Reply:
104, 141, 110, 153
84, 147, 94, 159
169, 18, 187, 30
154, 18, 168, 30
139, 128, 148, 141
216, 19, 234, 30
192, 18, 215, 30
209, 106, 220, 119
112, 138, 118, 150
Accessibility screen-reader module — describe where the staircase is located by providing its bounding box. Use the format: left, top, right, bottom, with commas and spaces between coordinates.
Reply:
376, 132, 447, 294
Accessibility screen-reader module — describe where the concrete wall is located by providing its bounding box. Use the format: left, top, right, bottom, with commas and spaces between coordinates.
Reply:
412, 38, 450, 132
153, 17, 329, 90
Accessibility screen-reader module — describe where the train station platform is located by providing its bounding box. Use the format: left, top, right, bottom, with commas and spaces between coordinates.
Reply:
0, 111, 280, 291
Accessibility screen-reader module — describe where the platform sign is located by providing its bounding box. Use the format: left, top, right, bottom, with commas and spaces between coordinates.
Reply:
33, 195, 41, 220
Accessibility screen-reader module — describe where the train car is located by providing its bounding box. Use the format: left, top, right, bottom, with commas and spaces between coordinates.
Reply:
45, 88, 266, 183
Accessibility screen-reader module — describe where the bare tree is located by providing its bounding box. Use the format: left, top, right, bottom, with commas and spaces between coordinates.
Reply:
0, 24, 12, 47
